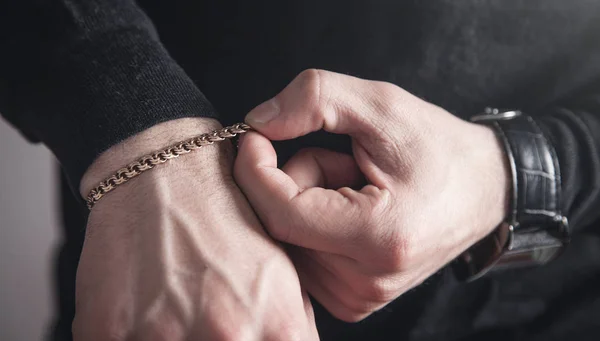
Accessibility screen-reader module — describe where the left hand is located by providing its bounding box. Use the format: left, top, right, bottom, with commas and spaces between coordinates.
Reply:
234, 69, 510, 322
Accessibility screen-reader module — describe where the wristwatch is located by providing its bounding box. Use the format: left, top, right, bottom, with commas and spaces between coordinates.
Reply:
454, 108, 570, 281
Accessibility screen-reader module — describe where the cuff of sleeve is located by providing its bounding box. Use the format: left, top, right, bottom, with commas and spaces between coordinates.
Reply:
19, 30, 220, 194
536, 109, 600, 229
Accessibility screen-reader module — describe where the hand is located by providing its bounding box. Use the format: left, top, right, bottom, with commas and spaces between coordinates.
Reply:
234, 70, 510, 322
74, 118, 319, 341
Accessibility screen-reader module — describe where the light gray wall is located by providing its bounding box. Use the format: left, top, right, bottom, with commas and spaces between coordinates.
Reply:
0, 119, 60, 341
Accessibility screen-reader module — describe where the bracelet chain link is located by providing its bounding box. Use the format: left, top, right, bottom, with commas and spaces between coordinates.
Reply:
85, 123, 252, 210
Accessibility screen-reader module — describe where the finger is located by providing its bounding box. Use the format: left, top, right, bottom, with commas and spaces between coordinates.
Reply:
282, 147, 364, 190
262, 275, 319, 341
262, 297, 320, 341
264, 290, 319, 341
305, 249, 401, 305
302, 290, 319, 338
235, 131, 369, 255
290, 248, 380, 323
293, 249, 361, 323
245, 69, 399, 144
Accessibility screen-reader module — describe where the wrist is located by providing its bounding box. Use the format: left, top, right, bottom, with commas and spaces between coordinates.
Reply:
80, 117, 227, 198
468, 123, 512, 241
455, 111, 569, 281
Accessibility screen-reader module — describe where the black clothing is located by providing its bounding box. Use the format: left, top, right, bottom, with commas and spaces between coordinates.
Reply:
1, 1, 599, 340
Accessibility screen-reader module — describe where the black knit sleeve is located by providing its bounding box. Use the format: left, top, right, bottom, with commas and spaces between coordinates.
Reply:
0, 0, 219, 190
536, 80, 600, 231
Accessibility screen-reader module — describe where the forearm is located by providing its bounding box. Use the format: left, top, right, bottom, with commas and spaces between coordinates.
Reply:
75, 118, 317, 341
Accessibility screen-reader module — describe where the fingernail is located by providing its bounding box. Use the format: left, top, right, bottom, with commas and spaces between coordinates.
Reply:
245, 99, 280, 125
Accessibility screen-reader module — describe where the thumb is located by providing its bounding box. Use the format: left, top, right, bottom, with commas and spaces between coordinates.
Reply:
234, 131, 369, 255
245, 69, 389, 144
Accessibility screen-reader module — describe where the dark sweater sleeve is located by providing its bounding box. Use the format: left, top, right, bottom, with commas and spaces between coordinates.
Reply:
536, 80, 600, 231
0, 0, 219, 191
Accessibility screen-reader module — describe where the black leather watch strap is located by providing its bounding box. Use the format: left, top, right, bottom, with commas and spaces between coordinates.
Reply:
454, 110, 570, 281
492, 114, 564, 231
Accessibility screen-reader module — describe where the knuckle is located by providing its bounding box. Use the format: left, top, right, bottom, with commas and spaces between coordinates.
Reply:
297, 68, 322, 92
324, 296, 379, 323
295, 68, 328, 118
369, 81, 402, 116
373, 80, 401, 99
361, 195, 414, 272
331, 307, 372, 323
359, 187, 393, 242
361, 277, 398, 303
370, 188, 391, 221
382, 233, 413, 271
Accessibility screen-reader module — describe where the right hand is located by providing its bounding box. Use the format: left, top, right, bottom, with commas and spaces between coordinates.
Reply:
73, 118, 318, 341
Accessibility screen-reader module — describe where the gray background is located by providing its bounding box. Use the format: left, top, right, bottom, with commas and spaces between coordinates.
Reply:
0, 118, 60, 341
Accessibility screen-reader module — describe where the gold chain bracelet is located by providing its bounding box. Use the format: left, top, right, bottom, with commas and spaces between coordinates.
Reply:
85, 123, 252, 210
